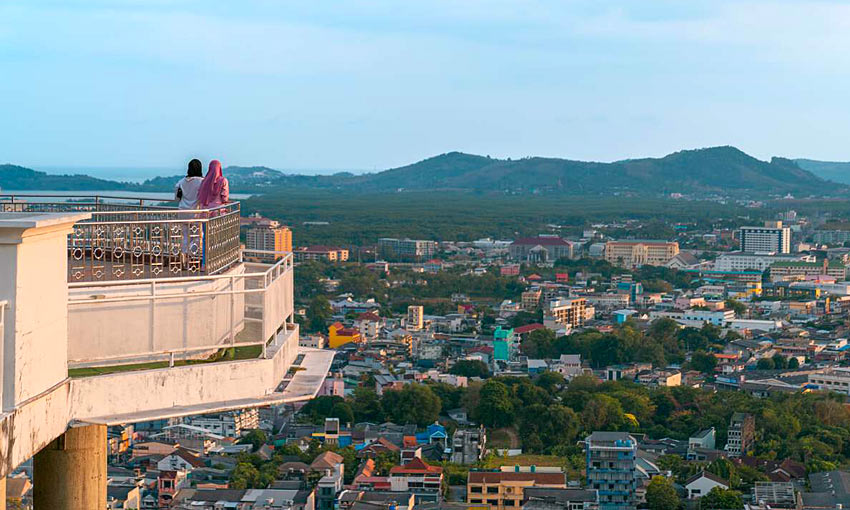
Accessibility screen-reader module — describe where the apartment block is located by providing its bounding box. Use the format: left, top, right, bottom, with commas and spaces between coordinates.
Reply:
294, 245, 349, 262
407, 305, 424, 331
378, 238, 438, 261
543, 298, 588, 331
725, 412, 755, 457
246, 224, 293, 261
585, 432, 637, 510
519, 289, 541, 312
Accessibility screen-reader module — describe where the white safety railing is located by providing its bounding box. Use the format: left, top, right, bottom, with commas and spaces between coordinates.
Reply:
67, 251, 293, 368
0, 194, 241, 282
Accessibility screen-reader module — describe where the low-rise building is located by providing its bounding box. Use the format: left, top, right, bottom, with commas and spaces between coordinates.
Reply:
685, 471, 729, 499
649, 309, 735, 327
329, 322, 363, 348
389, 458, 443, 502
604, 240, 679, 268
467, 469, 567, 510
809, 367, 850, 395
294, 246, 350, 262
523, 488, 599, 510
450, 426, 486, 465
769, 260, 847, 282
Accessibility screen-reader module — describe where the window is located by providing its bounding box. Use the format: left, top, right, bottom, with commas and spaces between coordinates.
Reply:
488, 500, 499, 506
471, 487, 483, 493
470, 500, 482, 504
487, 487, 499, 494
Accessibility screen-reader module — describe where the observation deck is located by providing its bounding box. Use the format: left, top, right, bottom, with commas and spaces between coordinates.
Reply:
0, 195, 333, 509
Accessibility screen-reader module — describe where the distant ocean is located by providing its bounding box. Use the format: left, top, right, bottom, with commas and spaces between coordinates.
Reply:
34, 165, 371, 183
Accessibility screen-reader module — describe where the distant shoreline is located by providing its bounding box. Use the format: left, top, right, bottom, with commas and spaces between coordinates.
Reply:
0, 190, 254, 200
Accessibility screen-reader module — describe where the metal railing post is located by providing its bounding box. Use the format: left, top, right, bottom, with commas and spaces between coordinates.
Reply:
229, 274, 236, 346
150, 281, 157, 354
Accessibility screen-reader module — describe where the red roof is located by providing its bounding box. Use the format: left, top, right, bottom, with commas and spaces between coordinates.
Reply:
357, 311, 382, 322
468, 471, 565, 484
514, 323, 545, 334
390, 457, 442, 475
527, 274, 542, 280
512, 237, 571, 246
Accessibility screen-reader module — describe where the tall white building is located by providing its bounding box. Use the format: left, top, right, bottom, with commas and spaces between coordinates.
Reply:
714, 252, 814, 272
739, 221, 791, 254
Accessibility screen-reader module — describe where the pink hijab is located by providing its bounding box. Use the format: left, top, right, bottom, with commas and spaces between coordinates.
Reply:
198, 160, 228, 208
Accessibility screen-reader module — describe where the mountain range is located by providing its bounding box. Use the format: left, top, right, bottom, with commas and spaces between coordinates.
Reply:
1, 146, 846, 196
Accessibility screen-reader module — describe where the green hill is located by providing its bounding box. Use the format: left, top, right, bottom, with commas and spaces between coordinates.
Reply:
0, 146, 839, 196
348, 146, 831, 194
0, 164, 131, 191
795, 158, 850, 185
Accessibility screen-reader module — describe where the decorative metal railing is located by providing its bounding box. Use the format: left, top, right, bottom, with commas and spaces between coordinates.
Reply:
0, 195, 241, 282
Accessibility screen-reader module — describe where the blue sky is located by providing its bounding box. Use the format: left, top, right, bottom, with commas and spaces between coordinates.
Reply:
2, 1, 850, 172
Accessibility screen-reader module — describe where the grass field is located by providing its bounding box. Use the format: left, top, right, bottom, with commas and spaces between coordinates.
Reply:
68, 344, 263, 378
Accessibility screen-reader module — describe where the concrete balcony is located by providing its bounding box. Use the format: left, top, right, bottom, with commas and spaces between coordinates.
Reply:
0, 201, 333, 507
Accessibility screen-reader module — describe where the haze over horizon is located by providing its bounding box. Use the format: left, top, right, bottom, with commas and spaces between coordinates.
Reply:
3, 1, 850, 170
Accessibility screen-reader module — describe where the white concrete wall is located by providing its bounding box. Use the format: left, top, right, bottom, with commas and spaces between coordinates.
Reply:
67, 266, 246, 362
0, 214, 87, 409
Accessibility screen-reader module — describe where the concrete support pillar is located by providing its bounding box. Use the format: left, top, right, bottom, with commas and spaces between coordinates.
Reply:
33, 424, 106, 510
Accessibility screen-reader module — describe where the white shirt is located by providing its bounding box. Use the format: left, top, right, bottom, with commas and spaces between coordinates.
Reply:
175, 176, 204, 209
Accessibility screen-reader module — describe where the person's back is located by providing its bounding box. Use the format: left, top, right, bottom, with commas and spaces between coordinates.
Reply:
175, 159, 204, 209
198, 159, 230, 210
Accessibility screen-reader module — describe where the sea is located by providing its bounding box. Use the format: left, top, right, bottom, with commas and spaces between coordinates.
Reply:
9, 166, 253, 200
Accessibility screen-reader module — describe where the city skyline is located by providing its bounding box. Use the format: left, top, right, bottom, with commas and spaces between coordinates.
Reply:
3, 1, 850, 170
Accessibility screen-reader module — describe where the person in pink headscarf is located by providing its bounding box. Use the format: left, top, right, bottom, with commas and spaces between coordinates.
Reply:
198, 159, 230, 210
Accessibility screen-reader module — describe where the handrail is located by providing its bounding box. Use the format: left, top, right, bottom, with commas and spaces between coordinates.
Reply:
66, 254, 295, 367
67, 252, 291, 290
0, 193, 240, 217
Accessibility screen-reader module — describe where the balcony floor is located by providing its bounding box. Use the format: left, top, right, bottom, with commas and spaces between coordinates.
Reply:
73, 348, 335, 426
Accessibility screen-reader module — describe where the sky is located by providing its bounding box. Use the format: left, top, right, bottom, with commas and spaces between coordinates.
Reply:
2, 0, 850, 173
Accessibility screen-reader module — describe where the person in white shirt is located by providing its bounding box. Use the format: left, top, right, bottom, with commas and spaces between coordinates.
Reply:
175, 159, 204, 209
175, 159, 205, 260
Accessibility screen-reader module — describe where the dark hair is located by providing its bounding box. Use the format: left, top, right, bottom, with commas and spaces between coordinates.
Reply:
187, 159, 203, 177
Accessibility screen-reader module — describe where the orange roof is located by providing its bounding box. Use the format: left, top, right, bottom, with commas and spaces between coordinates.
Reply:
713, 353, 739, 360
390, 457, 442, 475
402, 436, 417, 448
468, 471, 565, 484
